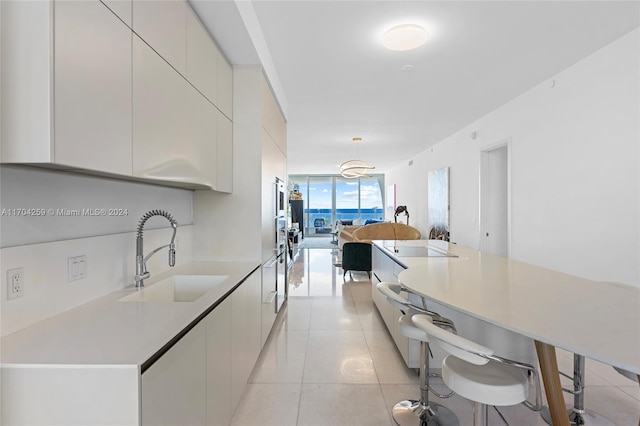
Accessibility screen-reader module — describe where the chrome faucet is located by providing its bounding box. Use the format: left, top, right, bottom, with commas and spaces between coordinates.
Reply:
134, 209, 178, 288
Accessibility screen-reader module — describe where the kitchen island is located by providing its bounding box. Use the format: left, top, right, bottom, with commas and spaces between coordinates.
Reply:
1, 260, 266, 425
371, 239, 538, 369
396, 240, 640, 426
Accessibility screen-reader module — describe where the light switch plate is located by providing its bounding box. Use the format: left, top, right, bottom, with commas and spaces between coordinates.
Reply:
68, 255, 87, 282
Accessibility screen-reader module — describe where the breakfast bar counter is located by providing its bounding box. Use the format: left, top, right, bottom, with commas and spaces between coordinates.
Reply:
396, 240, 640, 426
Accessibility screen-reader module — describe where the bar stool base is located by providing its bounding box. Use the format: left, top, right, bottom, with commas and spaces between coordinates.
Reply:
392, 399, 459, 426
541, 405, 615, 425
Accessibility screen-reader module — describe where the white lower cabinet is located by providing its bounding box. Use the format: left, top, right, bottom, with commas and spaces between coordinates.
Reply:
230, 270, 262, 412
371, 246, 420, 368
261, 260, 278, 346
141, 322, 207, 426
206, 297, 233, 426
231, 275, 249, 410
246, 271, 263, 371
141, 268, 265, 425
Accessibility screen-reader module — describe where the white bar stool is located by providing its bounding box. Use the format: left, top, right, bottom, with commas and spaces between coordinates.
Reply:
412, 314, 542, 426
377, 282, 459, 426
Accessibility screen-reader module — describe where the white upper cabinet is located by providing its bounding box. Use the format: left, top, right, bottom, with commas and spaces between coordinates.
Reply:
132, 0, 187, 75
54, 0, 133, 175
1, 0, 232, 191
1, 0, 132, 175
133, 36, 217, 189
216, 113, 233, 193
186, 7, 218, 105
101, 0, 132, 27
218, 50, 234, 119
261, 78, 286, 154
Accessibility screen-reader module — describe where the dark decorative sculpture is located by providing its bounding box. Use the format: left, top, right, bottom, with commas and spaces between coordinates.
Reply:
394, 205, 409, 225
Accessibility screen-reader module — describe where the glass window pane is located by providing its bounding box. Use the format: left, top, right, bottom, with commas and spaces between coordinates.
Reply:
308, 176, 332, 235
335, 177, 360, 224
359, 176, 384, 223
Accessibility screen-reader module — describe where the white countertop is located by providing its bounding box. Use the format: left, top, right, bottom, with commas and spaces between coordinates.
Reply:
373, 239, 469, 269
391, 240, 640, 375
0, 261, 260, 367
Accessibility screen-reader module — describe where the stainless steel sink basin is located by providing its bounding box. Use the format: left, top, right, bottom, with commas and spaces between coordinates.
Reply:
119, 275, 229, 302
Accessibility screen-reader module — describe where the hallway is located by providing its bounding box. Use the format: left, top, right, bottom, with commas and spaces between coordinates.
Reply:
231, 248, 640, 426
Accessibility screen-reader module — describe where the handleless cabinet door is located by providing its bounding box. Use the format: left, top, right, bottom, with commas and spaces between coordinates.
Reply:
216, 112, 233, 193
217, 50, 233, 119
133, 35, 217, 188
206, 297, 232, 426
186, 6, 218, 105
246, 269, 263, 368
54, 0, 132, 175
132, 0, 187, 75
142, 322, 206, 426
101, 0, 132, 27
231, 278, 248, 412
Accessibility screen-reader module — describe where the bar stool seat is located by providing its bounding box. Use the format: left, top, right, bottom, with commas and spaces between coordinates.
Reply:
377, 282, 459, 426
444, 356, 529, 406
412, 314, 542, 426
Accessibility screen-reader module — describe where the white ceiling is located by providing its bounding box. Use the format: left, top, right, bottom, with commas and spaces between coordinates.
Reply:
191, 1, 640, 176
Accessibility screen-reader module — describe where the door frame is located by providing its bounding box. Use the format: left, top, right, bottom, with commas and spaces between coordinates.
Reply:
479, 138, 512, 257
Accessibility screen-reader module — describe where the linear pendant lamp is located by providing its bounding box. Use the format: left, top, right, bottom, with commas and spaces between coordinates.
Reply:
339, 138, 375, 178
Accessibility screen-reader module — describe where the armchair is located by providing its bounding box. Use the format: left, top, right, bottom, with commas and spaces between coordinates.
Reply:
341, 242, 371, 279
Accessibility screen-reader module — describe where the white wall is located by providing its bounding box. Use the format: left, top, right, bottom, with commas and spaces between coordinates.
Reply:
387, 28, 640, 287
1, 166, 192, 247
0, 167, 195, 335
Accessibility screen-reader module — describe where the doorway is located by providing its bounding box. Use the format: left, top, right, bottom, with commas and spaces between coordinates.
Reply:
480, 141, 510, 257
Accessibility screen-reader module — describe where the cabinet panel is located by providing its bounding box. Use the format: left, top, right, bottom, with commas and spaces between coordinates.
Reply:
1, 0, 53, 162
261, 259, 277, 346
132, 0, 187, 74
217, 50, 233, 119
231, 279, 248, 411
133, 35, 217, 188
261, 78, 286, 153
216, 113, 233, 193
371, 245, 417, 367
101, 0, 132, 27
206, 297, 232, 426
186, 6, 218, 105
246, 270, 263, 369
54, 0, 132, 175
142, 322, 207, 426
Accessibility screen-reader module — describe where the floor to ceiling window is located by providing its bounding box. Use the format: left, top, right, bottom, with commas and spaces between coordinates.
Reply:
289, 175, 384, 236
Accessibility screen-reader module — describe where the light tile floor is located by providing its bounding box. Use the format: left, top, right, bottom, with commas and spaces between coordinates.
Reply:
231, 248, 640, 426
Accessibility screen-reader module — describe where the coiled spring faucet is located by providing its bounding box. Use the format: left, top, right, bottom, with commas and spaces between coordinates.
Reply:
134, 209, 178, 288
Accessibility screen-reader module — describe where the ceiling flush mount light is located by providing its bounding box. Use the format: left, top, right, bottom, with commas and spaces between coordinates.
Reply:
339, 137, 375, 178
383, 24, 427, 51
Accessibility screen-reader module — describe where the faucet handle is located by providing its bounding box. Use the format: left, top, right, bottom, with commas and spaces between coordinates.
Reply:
169, 245, 176, 267
134, 271, 150, 284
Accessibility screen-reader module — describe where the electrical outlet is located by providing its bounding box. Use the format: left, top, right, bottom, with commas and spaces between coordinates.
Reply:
7, 268, 24, 300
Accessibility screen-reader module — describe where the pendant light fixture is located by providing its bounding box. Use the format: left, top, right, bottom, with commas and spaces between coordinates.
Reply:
339, 137, 375, 178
